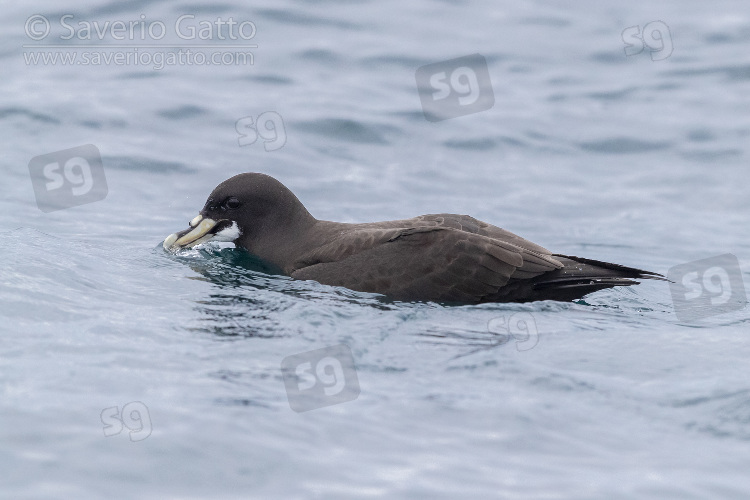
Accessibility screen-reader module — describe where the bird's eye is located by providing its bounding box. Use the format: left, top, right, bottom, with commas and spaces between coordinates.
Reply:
225, 197, 241, 209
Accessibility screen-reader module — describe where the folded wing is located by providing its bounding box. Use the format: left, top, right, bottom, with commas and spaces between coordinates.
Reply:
291, 226, 562, 302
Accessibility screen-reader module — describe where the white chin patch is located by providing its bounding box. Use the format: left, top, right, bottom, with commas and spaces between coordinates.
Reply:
211, 221, 241, 243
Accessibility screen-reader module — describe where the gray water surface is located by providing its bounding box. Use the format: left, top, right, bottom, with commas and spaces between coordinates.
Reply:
3, 0, 750, 498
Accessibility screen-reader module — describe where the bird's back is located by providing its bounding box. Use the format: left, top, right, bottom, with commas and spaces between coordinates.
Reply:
291, 213, 664, 303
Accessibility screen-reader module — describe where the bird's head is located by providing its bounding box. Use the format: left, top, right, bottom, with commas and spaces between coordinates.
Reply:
163, 173, 314, 256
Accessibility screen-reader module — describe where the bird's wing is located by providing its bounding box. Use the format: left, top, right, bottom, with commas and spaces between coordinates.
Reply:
291, 226, 562, 302
411, 214, 553, 255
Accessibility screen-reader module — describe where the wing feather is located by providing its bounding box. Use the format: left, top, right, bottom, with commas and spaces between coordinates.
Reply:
291, 226, 561, 303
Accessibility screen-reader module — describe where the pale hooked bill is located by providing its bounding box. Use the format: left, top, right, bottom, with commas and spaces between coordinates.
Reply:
163, 216, 240, 251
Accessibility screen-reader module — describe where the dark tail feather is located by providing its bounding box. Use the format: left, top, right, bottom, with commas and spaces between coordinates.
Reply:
483, 254, 667, 303
521, 254, 666, 302
551, 254, 669, 281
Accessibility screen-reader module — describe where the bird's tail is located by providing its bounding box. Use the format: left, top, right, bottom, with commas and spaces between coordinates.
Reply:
519, 254, 666, 302
550, 254, 668, 281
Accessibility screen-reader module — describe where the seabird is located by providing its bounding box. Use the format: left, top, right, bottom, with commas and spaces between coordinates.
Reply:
164, 173, 665, 303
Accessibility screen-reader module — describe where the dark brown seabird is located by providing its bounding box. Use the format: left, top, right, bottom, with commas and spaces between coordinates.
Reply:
163, 173, 665, 303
